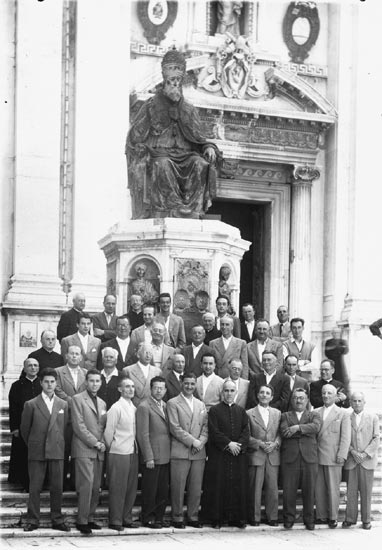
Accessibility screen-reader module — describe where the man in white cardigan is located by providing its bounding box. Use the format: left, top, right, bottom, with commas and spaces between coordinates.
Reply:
104, 376, 139, 531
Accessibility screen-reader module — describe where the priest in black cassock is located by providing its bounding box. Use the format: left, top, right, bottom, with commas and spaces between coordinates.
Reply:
201, 380, 249, 528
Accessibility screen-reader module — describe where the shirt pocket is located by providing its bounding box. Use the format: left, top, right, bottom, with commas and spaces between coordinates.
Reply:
330, 419, 341, 433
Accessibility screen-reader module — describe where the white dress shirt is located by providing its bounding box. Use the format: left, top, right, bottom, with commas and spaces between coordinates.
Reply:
78, 332, 89, 352
68, 366, 80, 389
116, 336, 130, 360
192, 342, 203, 358
222, 335, 233, 350
42, 392, 55, 414
258, 405, 270, 427
137, 361, 150, 379
180, 393, 194, 413
101, 367, 119, 384
323, 403, 335, 421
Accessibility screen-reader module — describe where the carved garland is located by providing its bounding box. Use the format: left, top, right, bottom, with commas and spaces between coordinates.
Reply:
137, 1, 178, 45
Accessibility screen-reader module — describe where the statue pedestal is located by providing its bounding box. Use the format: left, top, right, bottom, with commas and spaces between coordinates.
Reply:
98, 218, 251, 318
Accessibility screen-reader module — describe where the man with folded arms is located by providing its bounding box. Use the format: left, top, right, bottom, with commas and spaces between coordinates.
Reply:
280, 388, 321, 530
136, 376, 171, 529
20, 368, 69, 532
104, 376, 139, 531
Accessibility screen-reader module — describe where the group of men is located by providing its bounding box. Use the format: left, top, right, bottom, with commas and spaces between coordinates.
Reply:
9, 292, 380, 533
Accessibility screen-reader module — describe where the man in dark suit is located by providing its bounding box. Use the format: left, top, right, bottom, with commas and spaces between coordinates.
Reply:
202, 312, 221, 345
164, 354, 184, 401
20, 368, 69, 532
182, 325, 215, 377
247, 319, 283, 377
136, 376, 171, 528
310, 359, 349, 409
61, 313, 101, 371
240, 303, 256, 343
92, 294, 118, 343
284, 354, 309, 409
57, 292, 86, 342
97, 316, 136, 370
215, 295, 241, 338
246, 351, 290, 411
280, 388, 321, 530
28, 330, 63, 369
97, 347, 121, 410
71, 369, 107, 534
127, 294, 144, 331
155, 292, 186, 349
269, 305, 291, 342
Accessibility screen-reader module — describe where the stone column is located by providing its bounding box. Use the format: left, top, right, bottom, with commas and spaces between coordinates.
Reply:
289, 166, 320, 327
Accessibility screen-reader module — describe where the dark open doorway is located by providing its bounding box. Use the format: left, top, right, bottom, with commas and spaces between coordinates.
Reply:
208, 199, 268, 318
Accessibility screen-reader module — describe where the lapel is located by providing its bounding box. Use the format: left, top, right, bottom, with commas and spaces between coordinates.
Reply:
252, 406, 266, 429
169, 371, 181, 392
63, 365, 76, 390
254, 340, 261, 363
47, 397, 61, 432
321, 405, 338, 432
177, 394, 193, 420
36, 394, 51, 421
131, 363, 146, 386
73, 333, 86, 356
148, 397, 166, 420
83, 391, 98, 416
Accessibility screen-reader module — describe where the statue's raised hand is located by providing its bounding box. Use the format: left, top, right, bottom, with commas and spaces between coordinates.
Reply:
203, 146, 216, 164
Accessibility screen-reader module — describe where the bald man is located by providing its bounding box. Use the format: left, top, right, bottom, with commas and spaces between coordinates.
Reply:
57, 293, 86, 342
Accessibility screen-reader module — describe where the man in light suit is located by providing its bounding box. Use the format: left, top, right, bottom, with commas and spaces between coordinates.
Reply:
240, 303, 256, 343
136, 376, 171, 528
164, 354, 184, 401
342, 392, 380, 530
92, 294, 118, 343
150, 322, 174, 375
55, 345, 88, 490
20, 368, 69, 532
269, 305, 291, 342
224, 359, 249, 408
71, 369, 107, 534
104, 376, 139, 531
167, 373, 208, 528
247, 319, 283, 378
130, 305, 159, 353
247, 384, 281, 526
215, 295, 241, 338
209, 316, 249, 379
123, 342, 162, 407
182, 325, 215, 377
195, 353, 224, 411
284, 354, 310, 409
61, 313, 101, 371
57, 292, 86, 342
97, 316, 136, 371
315, 384, 351, 528
280, 388, 321, 530
246, 351, 291, 411
155, 292, 186, 349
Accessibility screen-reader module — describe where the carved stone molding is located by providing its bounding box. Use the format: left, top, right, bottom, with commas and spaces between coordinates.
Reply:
293, 164, 320, 182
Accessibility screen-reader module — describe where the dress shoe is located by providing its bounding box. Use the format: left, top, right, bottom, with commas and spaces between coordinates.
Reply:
229, 520, 246, 528
249, 521, 260, 526
172, 521, 185, 529
268, 520, 279, 527
211, 521, 221, 529
76, 523, 92, 534
23, 524, 38, 532
188, 520, 203, 528
143, 521, 160, 529
305, 523, 315, 531
328, 520, 338, 529
123, 521, 141, 528
315, 518, 328, 525
108, 524, 124, 532
161, 520, 171, 527
284, 522, 294, 529
342, 521, 353, 529
362, 522, 371, 530
52, 523, 71, 532
88, 521, 102, 530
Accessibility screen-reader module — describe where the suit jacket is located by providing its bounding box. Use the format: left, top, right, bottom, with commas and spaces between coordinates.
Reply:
122, 363, 162, 407
130, 324, 171, 353
246, 371, 291, 412
269, 321, 291, 342
316, 405, 351, 465
247, 338, 283, 378
92, 312, 118, 342
61, 333, 101, 370
247, 405, 281, 466
344, 411, 380, 470
96, 337, 136, 371
163, 370, 182, 401
240, 321, 256, 343
182, 343, 215, 377
151, 344, 175, 377
195, 374, 224, 411
167, 394, 208, 460
57, 308, 83, 342
209, 336, 249, 379
55, 364, 87, 403
310, 378, 349, 409
20, 394, 68, 460
286, 374, 310, 410
70, 390, 107, 459
155, 313, 186, 349
215, 315, 241, 338
223, 377, 250, 409
136, 398, 171, 464
280, 409, 321, 463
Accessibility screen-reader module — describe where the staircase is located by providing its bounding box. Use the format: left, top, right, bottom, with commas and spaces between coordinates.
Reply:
1, 393, 381, 537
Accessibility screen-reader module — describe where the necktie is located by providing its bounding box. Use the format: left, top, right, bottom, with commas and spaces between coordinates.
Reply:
280, 323, 283, 335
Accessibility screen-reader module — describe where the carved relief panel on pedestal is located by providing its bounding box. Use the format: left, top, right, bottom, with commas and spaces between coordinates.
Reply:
127, 258, 160, 306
